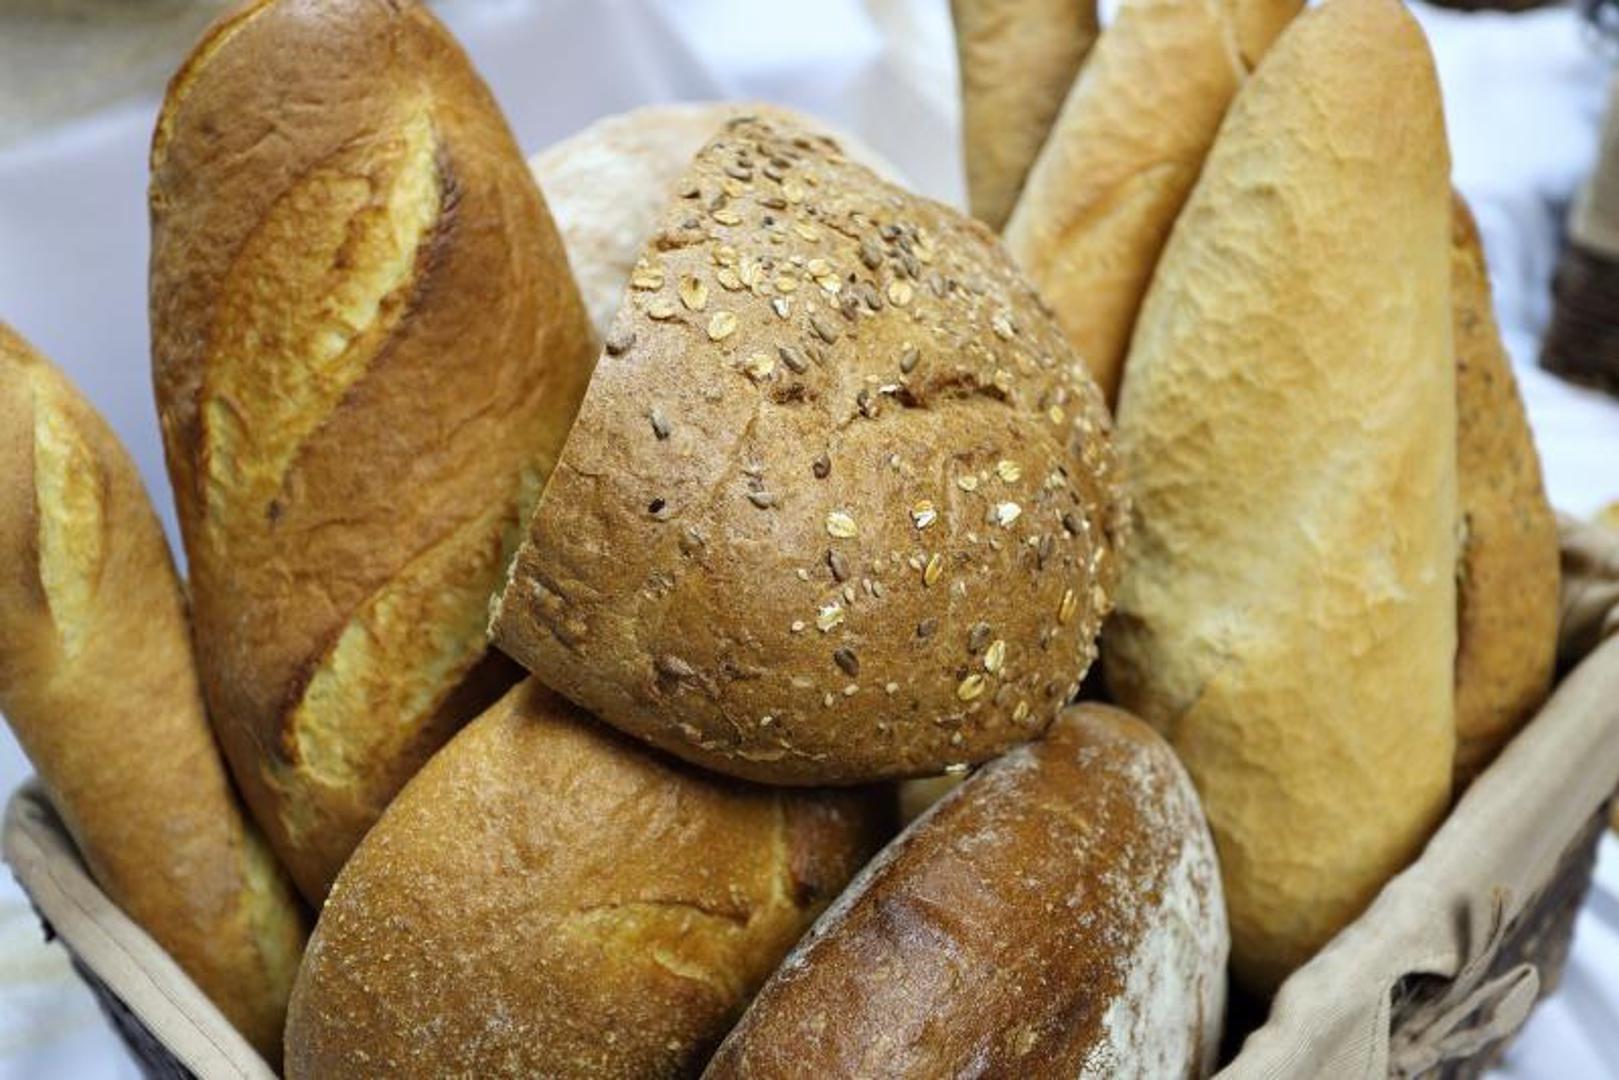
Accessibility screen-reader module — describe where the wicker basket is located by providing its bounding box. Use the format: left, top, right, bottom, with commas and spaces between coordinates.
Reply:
1544, 63, 1619, 398
1420, 0, 1564, 12
1543, 242, 1619, 396
5, 520, 1619, 1079
1385, 800, 1609, 1079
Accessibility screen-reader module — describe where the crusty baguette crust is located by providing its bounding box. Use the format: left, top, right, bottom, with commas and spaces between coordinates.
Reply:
704, 704, 1227, 1078
149, 0, 597, 901
1104, 0, 1457, 992
1003, 0, 1301, 405
532, 103, 899, 339
952, 0, 1098, 232
284, 680, 892, 1078
0, 324, 306, 1062
1450, 196, 1560, 785
493, 115, 1126, 785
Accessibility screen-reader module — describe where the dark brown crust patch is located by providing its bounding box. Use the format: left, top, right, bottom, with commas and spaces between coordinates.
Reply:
704, 704, 1225, 1077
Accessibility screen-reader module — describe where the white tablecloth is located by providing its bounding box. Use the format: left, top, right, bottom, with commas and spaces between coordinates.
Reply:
0, 1, 1614, 1075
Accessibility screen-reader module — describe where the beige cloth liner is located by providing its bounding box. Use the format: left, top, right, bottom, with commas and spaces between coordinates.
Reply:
1, 519, 1616, 1079
1570, 74, 1619, 259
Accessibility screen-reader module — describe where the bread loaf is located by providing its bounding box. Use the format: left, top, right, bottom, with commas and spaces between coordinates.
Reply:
705, 704, 1227, 1078
533, 103, 898, 338
492, 115, 1126, 786
951, 0, 1097, 232
896, 772, 963, 824
149, 0, 597, 901
284, 679, 892, 1079
1450, 195, 1560, 785
1103, 0, 1456, 992
0, 324, 306, 1061
1002, 0, 1300, 405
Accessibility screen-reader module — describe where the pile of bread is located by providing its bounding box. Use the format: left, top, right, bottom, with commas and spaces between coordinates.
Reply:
0, 0, 1561, 1074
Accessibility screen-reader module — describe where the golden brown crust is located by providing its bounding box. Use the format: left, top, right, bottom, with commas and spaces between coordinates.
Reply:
492, 115, 1126, 786
1450, 196, 1560, 785
149, 0, 597, 901
1003, 0, 1301, 405
1103, 0, 1457, 993
951, 0, 1099, 231
0, 323, 306, 1062
704, 704, 1227, 1078
283, 680, 893, 1079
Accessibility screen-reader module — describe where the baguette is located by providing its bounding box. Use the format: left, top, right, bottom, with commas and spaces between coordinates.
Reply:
1103, 0, 1457, 992
1450, 195, 1560, 785
148, 0, 597, 901
492, 115, 1126, 786
705, 704, 1227, 1078
285, 679, 892, 1078
1003, 0, 1301, 405
951, 0, 1098, 231
0, 324, 306, 1062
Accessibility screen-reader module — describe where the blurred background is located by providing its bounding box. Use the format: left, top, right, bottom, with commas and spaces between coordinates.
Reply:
1, 0, 1617, 1075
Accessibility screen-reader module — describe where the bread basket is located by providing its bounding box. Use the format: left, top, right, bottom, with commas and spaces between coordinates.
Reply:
5, 517, 1618, 1078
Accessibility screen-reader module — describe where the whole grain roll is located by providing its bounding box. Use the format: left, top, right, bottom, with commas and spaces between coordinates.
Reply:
0, 324, 306, 1062
952, 0, 1099, 231
1450, 196, 1560, 785
284, 679, 892, 1079
1003, 0, 1301, 405
532, 102, 898, 338
493, 114, 1126, 786
149, 0, 597, 901
1104, 0, 1457, 992
705, 704, 1227, 1078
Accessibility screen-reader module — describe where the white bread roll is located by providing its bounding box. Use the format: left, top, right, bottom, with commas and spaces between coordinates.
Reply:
1104, 0, 1457, 992
531, 103, 898, 339
1003, 0, 1300, 406
1449, 196, 1559, 785
950, 0, 1098, 231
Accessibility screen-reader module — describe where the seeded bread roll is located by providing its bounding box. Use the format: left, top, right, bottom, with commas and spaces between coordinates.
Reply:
533, 103, 898, 338
149, 0, 597, 901
0, 324, 306, 1062
1450, 196, 1560, 785
1104, 0, 1456, 992
705, 704, 1227, 1078
952, 0, 1099, 231
284, 679, 892, 1079
1003, 0, 1301, 405
492, 115, 1126, 786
